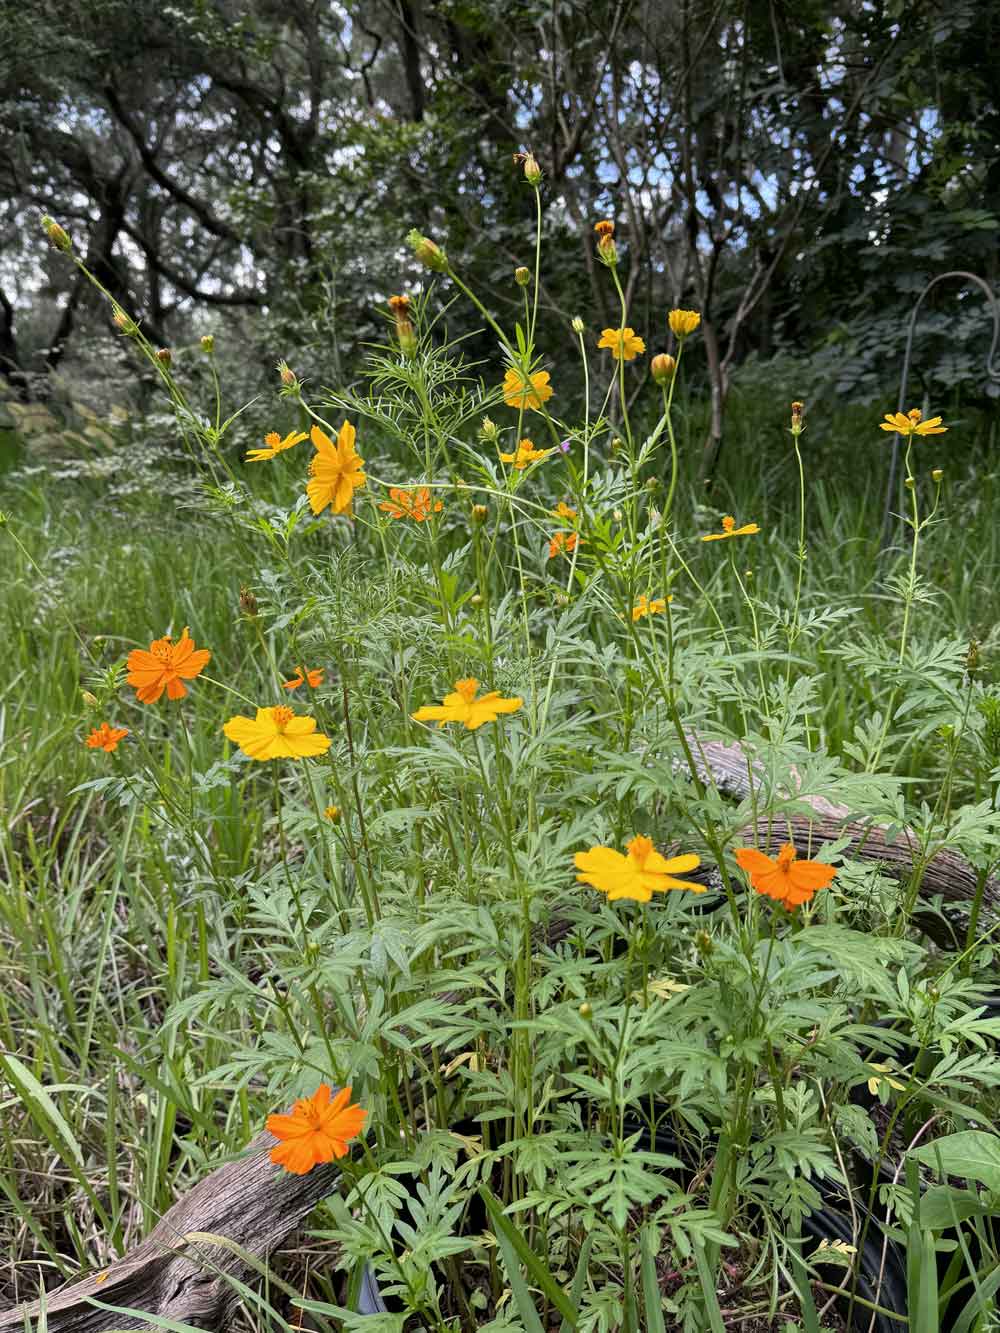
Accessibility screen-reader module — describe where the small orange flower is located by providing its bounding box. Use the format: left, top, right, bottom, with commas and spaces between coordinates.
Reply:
379, 486, 444, 521
500, 438, 552, 470
283, 666, 324, 691
879, 409, 947, 438
126, 628, 211, 704
734, 842, 836, 908
552, 501, 577, 521
502, 367, 553, 411
575, 835, 703, 903
597, 327, 645, 361
412, 678, 523, 730
631, 594, 671, 621
246, 429, 308, 463
86, 722, 129, 752
266, 1083, 367, 1175
548, 531, 578, 559
701, 515, 760, 542
306, 421, 366, 516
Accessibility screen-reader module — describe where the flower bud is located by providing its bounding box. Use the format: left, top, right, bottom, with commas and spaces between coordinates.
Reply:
470, 592, 484, 606
578, 1002, 593, 1020
790, 400, 804, 437
239, 586, 258, 618
200, 334, 215, 354
388, 294, 417, 357
613, 508, 623, 522
904, 476, 915, 489
112, 307, 137, 335
571, 316, 584, 334
80, 690, 99, 708
276, 359, 296, 387
41, 215, 72, 252
155, 347, 172, 367
695, 929, 714, 958
522, 152, 542, 185
407, 228, 448, 272
651, 353, 676, 384
594, 219, 617, 267
645, 476, 660, 492
479, 417, 498, 443
966, 639, 981, 677
514, 266, 530, 287
609, 436, 623, 455
324, 805, 341, 822
471, 504, 488, 523
932, 468, 943, 483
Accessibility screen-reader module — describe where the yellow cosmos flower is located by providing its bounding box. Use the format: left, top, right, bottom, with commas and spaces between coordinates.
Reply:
246, 429, 308, 463
575, 835, 703, 903
701, 515, 760, 541
502, 367, 553, 411
631, 594, 671, 621
597, 327, 646, 361
499, 438, 552, 470
879, 408, 947, 438
668, 309, 701, 338
306, 421, 365, 515
412, 678, 523, 730
223, 705, 332, 760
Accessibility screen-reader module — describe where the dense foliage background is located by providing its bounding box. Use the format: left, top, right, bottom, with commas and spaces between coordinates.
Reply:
3, 0, 1000, 466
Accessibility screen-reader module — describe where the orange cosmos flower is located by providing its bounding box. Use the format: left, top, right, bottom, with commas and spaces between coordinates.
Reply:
548, 531, 578, 559
597, 327, 646, 361
223, 705, 331, 760
552, 501, 577, 521
502, 367, 553, 411
126, 627, 211, 703
282, 666, 324, 691
85, 722, 129, 752
306, 421, 366, 516
412, 677, 523, 730
379, 486, 443, 521
701, 515, 760, 542
500, 438, 552, 470
631, 594, 671, 621
575, 835, 703, 903
668, 309, 701, 339
245, 429, 308, 463
266, 1083, 367, 1175
734, 842, 836, 908
879, 409, 947, 438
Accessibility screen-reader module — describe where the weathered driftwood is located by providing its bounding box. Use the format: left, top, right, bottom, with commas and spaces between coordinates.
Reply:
0, 1131, 339, 1332
683, 734, 1000, 916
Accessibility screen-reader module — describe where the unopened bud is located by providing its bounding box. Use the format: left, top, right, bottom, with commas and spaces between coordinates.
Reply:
521, 152, 542, 185
966, 639, 981, 676
200, 334, 215, 354
479, 417, 498, 443
695, 929, 714, 958
277, 359, 296, 386
571, 316, 584, 334
80, 690, 99, 708
790, 400, 804, 437
904, 476, 915, 489
645, 476, 660, 492
578, 1002, 593, 1020
514, 266, 530, 287
651, 353, 676, 384
471, 504, 488, 524
388, 294, 416, 357
41, 215, 72, 252
112, 307, 137, 335
554, 591, 569, 606
155, 347, 172, 368
613, 508, 623, 522
609, 436, 623, 455
406, 228, 448, 272
470, 593, 484, 606
239, 586, 258, 617
932, 468, 943, 483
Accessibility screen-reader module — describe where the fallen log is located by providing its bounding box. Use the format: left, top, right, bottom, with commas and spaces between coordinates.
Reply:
0, 1131, 339, 1332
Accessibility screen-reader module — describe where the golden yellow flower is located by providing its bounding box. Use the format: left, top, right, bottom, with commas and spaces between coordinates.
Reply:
502, 367, 553, 411
246, 429, 308, 463
412, 678, 523, 730
552, 501, 577, 521
668, 309, 701, 338
631, 594, 671, 621
575, 835, 703, 903
597, 327, 645, 361
306, 421, 366, 516
499, 438, 551, 470
223, 705, 332, 760
879, 409, 947, 438
701, 515, 760, 542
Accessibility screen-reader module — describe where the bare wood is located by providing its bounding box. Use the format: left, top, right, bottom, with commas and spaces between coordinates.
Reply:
0, 1132, 339, 1332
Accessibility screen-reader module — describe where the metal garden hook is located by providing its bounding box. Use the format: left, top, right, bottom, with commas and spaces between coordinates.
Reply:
878, 270, 1000, 555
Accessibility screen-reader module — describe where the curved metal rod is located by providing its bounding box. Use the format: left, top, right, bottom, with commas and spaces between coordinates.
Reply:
878, 270, 1000, 555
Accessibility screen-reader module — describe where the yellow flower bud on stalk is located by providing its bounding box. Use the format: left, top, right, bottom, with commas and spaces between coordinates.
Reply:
594, 219, 617, 267
932, 468, 943, 483
571, 316, 584, 334
651, 353, 676, 384
200, 334, 215, 353
41, 215, 72, 252
155, 348, 172, 367
514, 266, 530, 287
407, 228, 448, 272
